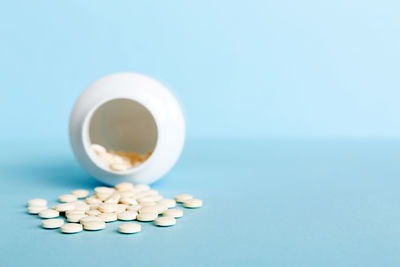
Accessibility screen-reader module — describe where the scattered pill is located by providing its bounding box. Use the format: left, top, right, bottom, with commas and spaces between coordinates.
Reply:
39, 209, 59, 219
94, 187, 115, 196
61, 223, 83, 234
139, 201, 157, 207
115, 182, 134, 191
83, 221, 106, 231
85, 209, 101, 216
85, 196, 102, 205
53, 203, 75, 212
98, 212, 117, 222
79, 216, 103, 224
98, 203, 118, 213
136, 212, 158, 222
118, 223, 141, 234
155, 216, 176, 227
58, 194, 78, 203
91, 144, 107, 155
183, 199, 203, 208
158, 199, 176, 208
71, 189, 89, 199
42, 218, 64, 229
110, 162, 130, 171
135, 184, 150, 192
28, 206, 48, 214
28, 198, 47, 207
67, 213, 86, 223
104, 192, 120, 203
119, 197, 138, 206
66, 210, 85, 216
127, 205, 142, 212
117, 211, 137, 221
175, 194, 193, 203
162, 209, 183, 218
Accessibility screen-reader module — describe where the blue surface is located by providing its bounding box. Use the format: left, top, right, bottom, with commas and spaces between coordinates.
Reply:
1, 0, 400, 140
1, 139, 400, 266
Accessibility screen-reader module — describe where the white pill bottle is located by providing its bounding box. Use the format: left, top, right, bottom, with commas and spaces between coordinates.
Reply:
69, 73, 185, 185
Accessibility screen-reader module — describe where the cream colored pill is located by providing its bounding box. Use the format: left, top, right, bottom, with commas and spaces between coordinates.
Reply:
98, 203, 118, 213
174, 194, 193, 203
119, 191, 136, 198
98, 212, 117, 222
94, 187, 115, 196
67, 213, 86, 223
85, 196, 102, 205
117, 211, 137, 221
53, 203, 75, 212
136, 212, 158, 222
155, 216, 176, 227
61, 223, 83, 234
127, 205, 142, 212
134, 184, 150, 192
84, 221, 106, 231
116, 204, 128, 213
162, 209, 183, 218
183, 199, 203, 208
39, 209, 59, 219
79, 216, 103, 224
66, 209, 85, 216
28, 198, 47, 207
28, 205, 48, 214
104, 192, 120, 203
139, 201, 157, 207
42, 218, 64, 229
71, 189, 89, 198
91, 144, 107, 154
58, 194, 78, 203
139, 206, 160, 214
85, 209, 101, 216
158, 199, 176, 208
151, 195, 163, 202
115, 182, 134, 191
118, 223, 141, 234
119, 197, 138, 206
110, 162, 130, 171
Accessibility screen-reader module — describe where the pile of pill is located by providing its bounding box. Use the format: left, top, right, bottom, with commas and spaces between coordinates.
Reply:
27, 183, 202, 234
91, 144, 152, 171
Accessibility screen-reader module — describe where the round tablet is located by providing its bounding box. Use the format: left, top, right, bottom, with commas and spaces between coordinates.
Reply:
134, 184, 150, 192
136, 212, 158, 222
183, 199, 203, 208
118, 223, 141, 234
85, 209, 101, 216
139, 201, 156, 207
58, 194, 78, 203
66, 210, 85, 216
119, 197, 138, 206
28, 198, 47, 207
94, 187, 115, 196
116, 204, 128, 213
53, 203, 75, 212
127, 205, 142, 212
155, 216, 176, 227
85, 197, 102, 205
42, 218, 64, 229
162, 209, 183, 218
71, 189, 90, 199
67, 213, 86, 223
79, 216, 103, 224
174, 194, 193, 203
91, 144, 106, 154
28, 206, 48, 214
117, 211, 137, 221
115, 182, 134, 191
39, 209, 59, 219
98, 203, 118, 213
83, 221, 106, 231
98, 212, 117, 222
158, 199, 176, 208
61, 223, 83, 234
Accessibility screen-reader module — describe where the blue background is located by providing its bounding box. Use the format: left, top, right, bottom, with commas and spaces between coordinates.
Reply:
1, 0, 400, 266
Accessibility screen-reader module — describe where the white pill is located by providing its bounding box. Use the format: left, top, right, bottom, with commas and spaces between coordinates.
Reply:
61, 223, 83, 234
158, 199, 176, 208
89, 204, 100, 210
79, 216, 103, 224
67, 213, 86, 223
98, 203, 118, 213
104, 192, 120, 203
98, 152, 115, 164
91, 144, 107, 154
28, 198, 47, 207
119, 197, 138, 206
85, 196, 102, 205
139, 200, 157, 207
162, 209, 183, 218
134, 184, 150, 192
118, 223, 141, 234
119, 191, 136, 198
94, 187, 115, 196
116, 204, 128, 213
53, 203, 75, 212
39, 209, 59, 219
27, 206, 48, 214
183, 199, 203, 208
136, 212, 158, 222
58, 194, 78, 203
71, 189, 89, 198
115, 182, 134, 191
138, 197, 154, 203
98, 212, 117, 222
175, 194, 193, 203
110, 162, 131, 171
139, 206, 159, 214
153, 204, 168, 214
155, 216, 176, 227
139, 190, 159, 197
85, 209, 101, 216
127, 205, 142, 212
66, 209, 85, 216
83, 221, 106, 231
42, 218, 64, 229
96, 192, 113, 201
117, 211, 137, 221
151, 195, 163, 202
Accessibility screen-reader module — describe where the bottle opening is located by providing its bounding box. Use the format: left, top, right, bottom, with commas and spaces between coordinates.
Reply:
84, 98, 158, 173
